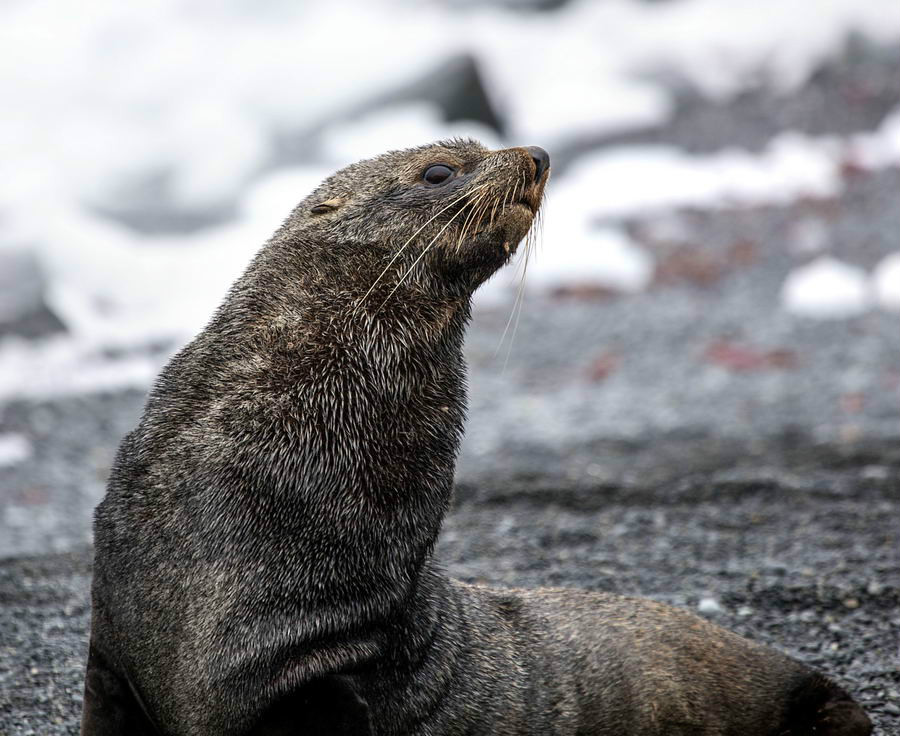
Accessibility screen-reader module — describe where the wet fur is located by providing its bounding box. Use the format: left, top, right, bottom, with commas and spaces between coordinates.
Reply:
82, 140, 870, 735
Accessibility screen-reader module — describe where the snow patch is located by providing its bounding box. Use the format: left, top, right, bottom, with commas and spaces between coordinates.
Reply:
0, 337, 161, 402
4, 0, 900, 216
781, 257, 871, 319
872, 252, 900, 312
478, 0, 900, 144
241, 166, 333, 229
558, 134, 841, 221
529, 223, 654, 294
0, 433, 32, 467
849, 106, 900, 169
318, 103, 502, 165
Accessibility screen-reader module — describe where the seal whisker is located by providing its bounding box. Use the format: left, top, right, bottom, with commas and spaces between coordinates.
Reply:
460, 197, 490, 250
375, 203, 473, 312
472, 197, 491, 235
503, 253, 530, 372
489, 195, 501, 229
494, 266, 523, 360
495, 224, 532, 367
357, 183, 491, 309
454, 198, 485, 254
474, 200, 493, 242
498, 179, 542, 365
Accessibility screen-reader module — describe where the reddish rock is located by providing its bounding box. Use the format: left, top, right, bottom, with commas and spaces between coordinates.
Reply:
704, 341, 798, 372
586, 352, 620, 382
550, 283, 621, 301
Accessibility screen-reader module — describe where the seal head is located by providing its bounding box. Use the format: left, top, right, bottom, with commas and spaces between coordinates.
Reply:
297, 139, 548, 302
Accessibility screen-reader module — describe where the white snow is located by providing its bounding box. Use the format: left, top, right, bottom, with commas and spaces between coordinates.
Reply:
554, 134, 842, 221
476, 0, 900, 144
318, 103, 503, 165
849, 106, 900, 169
0, 337, 162, 402
526, 221, 655, 294
872, 252, 900, 312
476, 225, 654, 309
241, 167, 333, 228
4, 0, 900, 215
781, 257, 872, 318
27, 166, 336, 351
482, 133, 841, 303
0, 433, 33, 467
0, 0, 462, 213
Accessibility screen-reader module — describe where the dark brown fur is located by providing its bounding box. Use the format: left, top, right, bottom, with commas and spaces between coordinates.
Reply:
81, 140, 871, 736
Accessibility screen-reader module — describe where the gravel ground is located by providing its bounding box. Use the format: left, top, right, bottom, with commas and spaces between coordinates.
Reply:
2, 43, 900, 735
2, 454, 898, 734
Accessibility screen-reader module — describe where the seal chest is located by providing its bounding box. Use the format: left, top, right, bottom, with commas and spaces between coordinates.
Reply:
81, 140, 870, 736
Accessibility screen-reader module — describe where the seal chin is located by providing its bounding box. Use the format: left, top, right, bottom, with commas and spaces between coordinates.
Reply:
499, 204, 535, 245
514, 200, 537, 215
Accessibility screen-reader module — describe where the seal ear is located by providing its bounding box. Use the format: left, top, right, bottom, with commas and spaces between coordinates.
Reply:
310, 197, 345, 215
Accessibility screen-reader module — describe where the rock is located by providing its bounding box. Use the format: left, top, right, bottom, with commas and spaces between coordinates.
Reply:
89, 169, 239, 235
703, 341, 797, 373
433, 0, 575, 16
0, 248, 66, 339
370, 53, 505, 135
698, 597, 724, 614
277, 53, 504, 166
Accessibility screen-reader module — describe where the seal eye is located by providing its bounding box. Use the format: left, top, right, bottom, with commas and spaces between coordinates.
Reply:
423, 164, 454, 186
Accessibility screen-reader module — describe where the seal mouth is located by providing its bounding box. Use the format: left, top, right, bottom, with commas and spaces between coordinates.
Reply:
516, 181, 546, 215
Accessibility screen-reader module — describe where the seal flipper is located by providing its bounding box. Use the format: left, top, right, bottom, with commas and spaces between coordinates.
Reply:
249, 675, 372, 735
80, 643, 160, 736
778, 673, 872, 736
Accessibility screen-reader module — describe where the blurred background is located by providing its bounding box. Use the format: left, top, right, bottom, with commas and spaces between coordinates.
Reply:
2, 0, 900, 731
2, 0, 900, 540
5, 0, 900, 555
2, 0, 900, 547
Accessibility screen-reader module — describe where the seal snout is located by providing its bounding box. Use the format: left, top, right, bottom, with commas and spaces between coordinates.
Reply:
526, 146, 550, 182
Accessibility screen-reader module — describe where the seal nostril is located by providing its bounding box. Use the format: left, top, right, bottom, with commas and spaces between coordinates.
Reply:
526, 146, 550, 182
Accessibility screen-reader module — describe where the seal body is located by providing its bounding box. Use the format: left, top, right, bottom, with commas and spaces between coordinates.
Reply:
81, 140, 871, 736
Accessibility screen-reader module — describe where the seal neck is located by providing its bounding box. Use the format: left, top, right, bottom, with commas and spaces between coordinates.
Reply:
199, 243, 473, 623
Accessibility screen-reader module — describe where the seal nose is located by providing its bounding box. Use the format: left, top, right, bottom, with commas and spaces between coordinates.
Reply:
526, 146, 550, 182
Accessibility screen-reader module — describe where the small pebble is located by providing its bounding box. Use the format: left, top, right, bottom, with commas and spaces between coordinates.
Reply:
861, 465, 889, 481
866, 580, 884, 595
698, 597, 723, 614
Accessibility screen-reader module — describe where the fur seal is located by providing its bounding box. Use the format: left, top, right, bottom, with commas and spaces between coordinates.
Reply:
81, 140, 871, 736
